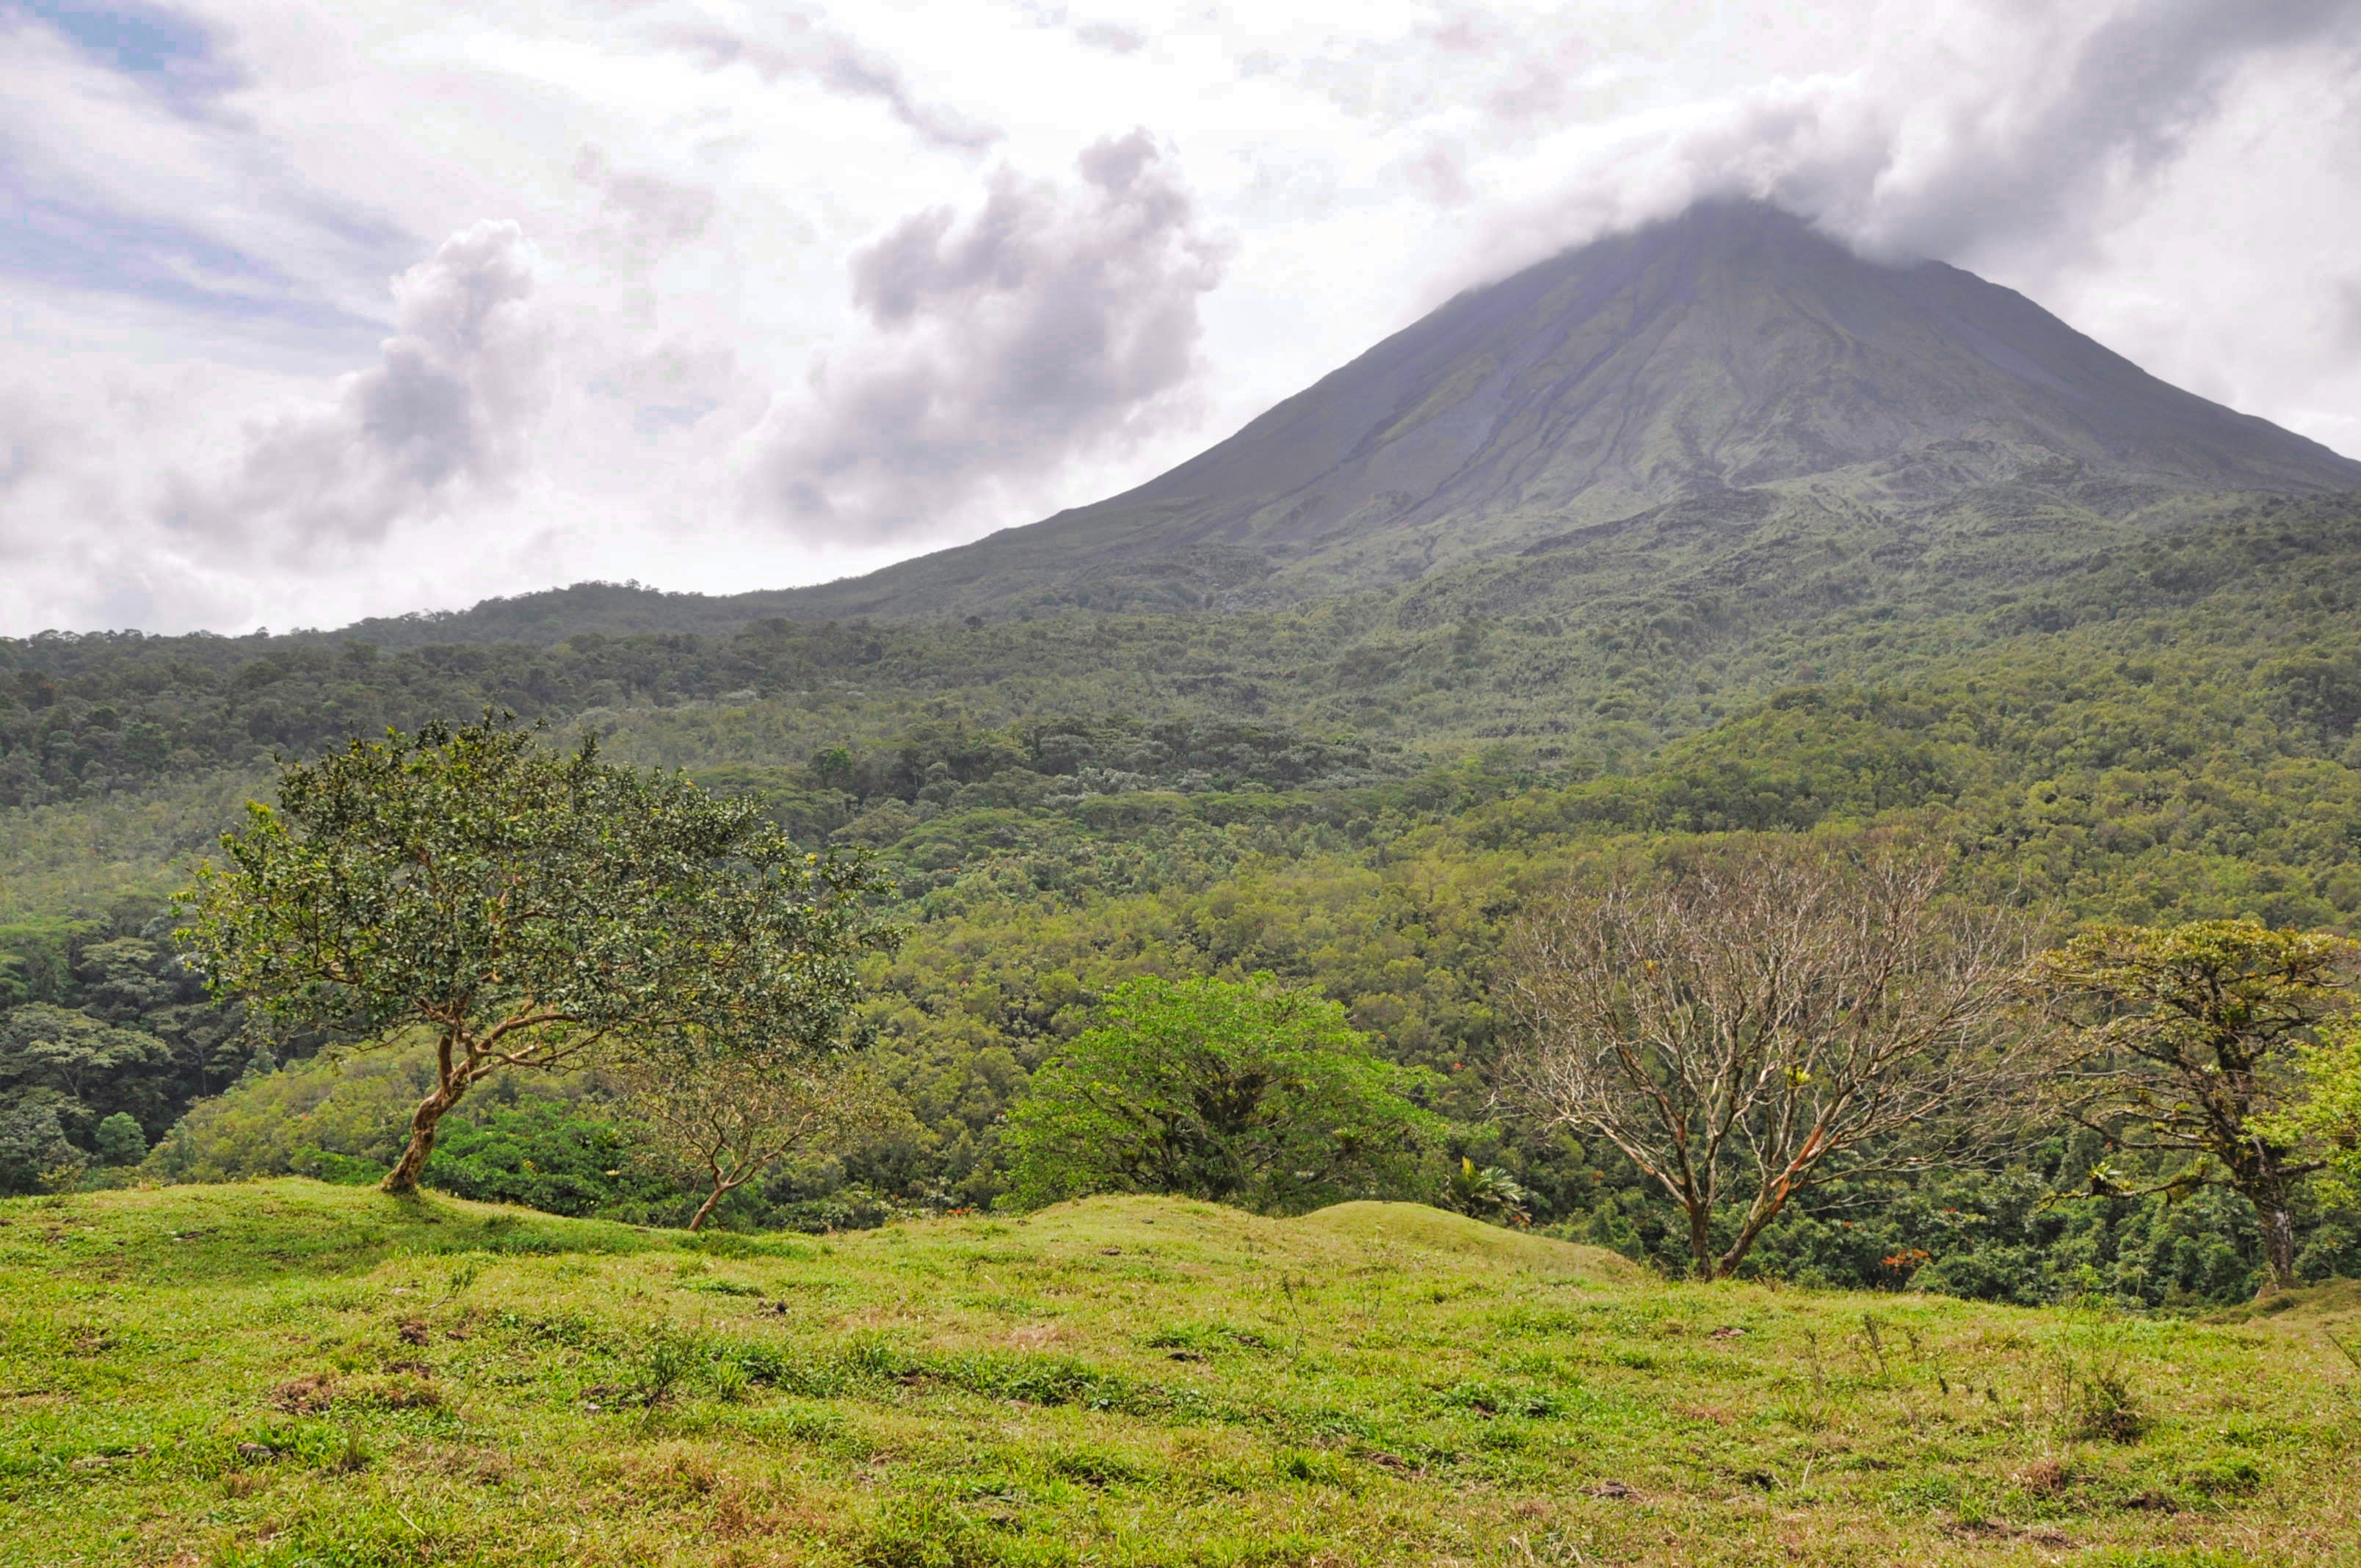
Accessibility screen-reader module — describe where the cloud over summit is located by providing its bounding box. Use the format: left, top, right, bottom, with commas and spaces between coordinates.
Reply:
1440, 0, 2361, 296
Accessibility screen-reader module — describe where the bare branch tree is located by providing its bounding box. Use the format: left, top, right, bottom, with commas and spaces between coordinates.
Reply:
615, 1050, 911, 1232
1499, 833, 2042, 1280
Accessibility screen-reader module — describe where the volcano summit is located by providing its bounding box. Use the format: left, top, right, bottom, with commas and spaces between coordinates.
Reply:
755, 201, 2358, 623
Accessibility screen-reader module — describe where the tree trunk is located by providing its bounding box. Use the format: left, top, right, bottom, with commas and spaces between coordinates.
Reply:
2238, 1137, 2301, 1296
1716, 1196, 1791, 1280
1683, 1199, 1716, 1280
383, 1076, 467, 1195
689, 1182, 728, 1233
2257, 1202, 2299, 1296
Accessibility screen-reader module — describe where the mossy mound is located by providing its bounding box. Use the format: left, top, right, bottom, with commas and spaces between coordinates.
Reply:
1295, 1199, 1639, 1280
998, 1193, 1636, 1283
2205, 1276, 2361, 1325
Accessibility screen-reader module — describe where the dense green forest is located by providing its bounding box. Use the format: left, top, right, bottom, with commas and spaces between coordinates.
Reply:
6, 487, 2361, 1304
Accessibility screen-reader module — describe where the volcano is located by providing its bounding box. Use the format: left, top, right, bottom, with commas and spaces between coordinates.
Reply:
775, 202, 2361, 620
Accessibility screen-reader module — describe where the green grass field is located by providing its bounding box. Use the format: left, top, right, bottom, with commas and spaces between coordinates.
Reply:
4, 1182, 2357, 1567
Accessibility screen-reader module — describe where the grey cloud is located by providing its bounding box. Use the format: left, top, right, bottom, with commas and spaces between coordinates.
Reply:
1074, 20, 1147, 55
747, 131, 1227, 542
656, 14, 999, 152
1397, 141, 1475, 207
1274, 5, 1594, 146
2335, 279, 2361, 352
1416, 10, 1588, 126
1005, 6, 1147, 56
170, 220, 550, 552
573, 147, 716, 249
0, 385, 70, 535
1823, 0, 2361, 266
1452, 0, 2361, 295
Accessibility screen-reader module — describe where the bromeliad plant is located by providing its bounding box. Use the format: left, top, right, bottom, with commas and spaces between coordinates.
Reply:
181, 711, 898, 1194
1444, 1158, 1534, 1227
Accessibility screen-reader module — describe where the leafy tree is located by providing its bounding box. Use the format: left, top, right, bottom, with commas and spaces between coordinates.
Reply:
1501, 835, 2041, 1280
181, 713, 897, 1194
0, 1003, 176, 1142
73, 937, 189, 1023
0, 1095, 82, 1195
2034, 920, 2357, 1293
617, 1050, 913, 1231
2270, 1016, 2361, 1207
1003, 974, 1441, 1213
93, 1111, 148, 1166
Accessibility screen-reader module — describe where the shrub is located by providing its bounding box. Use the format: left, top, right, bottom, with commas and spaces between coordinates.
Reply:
1003, 974, 1441, 1213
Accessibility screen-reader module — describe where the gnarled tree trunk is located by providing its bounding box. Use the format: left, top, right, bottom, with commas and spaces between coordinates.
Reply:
383, 1033, 470, 1196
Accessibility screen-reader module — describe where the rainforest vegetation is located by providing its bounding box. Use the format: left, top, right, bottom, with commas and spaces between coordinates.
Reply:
7, 492, 2361, 1307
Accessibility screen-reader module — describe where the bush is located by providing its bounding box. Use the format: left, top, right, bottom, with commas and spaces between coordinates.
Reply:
0, 1095, 83, 1195
1002, 974, 1442, 1213
93, 1111, 147, 1167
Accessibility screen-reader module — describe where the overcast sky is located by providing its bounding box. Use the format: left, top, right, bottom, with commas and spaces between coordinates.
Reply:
5, 0, 2359, 636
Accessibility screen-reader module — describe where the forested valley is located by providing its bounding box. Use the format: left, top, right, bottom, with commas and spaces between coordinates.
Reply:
8, 487, 2361, 1307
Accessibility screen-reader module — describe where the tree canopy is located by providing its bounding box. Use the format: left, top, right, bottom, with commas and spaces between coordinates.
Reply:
180, 712, 897, 1191
2034, 919, 2357, 1292
1502, 834, 2040, 1279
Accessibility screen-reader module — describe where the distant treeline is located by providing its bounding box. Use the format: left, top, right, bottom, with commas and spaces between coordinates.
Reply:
12, 493, 2361, 816
0, 615, 1403, 811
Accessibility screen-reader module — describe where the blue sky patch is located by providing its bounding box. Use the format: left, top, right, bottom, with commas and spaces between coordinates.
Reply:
19, 0, 239, 105
4, 178, 388, 345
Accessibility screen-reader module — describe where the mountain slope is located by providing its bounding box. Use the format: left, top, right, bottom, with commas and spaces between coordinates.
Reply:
763, 200, 2358, 620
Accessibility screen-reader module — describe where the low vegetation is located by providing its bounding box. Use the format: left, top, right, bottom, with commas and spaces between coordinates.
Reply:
7, 1180, 2359, 1567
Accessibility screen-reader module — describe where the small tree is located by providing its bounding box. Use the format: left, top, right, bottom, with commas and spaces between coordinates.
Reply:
0, 1096, 84, 1197
2034, 920, 2355, 1294
1003, 974, 1440, 1213
616, 1050, 911, 1232
94, 1111, 148, 1167
1501, 834, 2039, 1280
181, 714, 896, 1195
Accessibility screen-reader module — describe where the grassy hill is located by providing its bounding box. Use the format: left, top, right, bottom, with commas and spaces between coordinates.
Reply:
5, 1182, 2357, 1567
